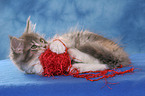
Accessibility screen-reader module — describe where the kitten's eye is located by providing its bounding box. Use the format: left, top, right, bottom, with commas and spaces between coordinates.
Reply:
40, 38, 47, 43
31, 45, 37, 49
40, 38, 44, 43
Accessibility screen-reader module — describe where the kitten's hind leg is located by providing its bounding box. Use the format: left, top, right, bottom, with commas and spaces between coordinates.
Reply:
71, 63, 108, 73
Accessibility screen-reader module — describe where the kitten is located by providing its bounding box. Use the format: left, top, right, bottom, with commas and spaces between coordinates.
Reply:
9, 17, 130, 74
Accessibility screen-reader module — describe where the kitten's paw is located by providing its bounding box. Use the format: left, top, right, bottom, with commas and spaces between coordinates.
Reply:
24, 64, 43, 75
69, 64, 89, 73
50, 41, 66, 54
33, 64, 43, 75
70, 64, 87, 73
70, 64, 108, 73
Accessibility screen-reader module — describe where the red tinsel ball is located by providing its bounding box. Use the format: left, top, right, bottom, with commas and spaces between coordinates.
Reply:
39, 47, 71, 77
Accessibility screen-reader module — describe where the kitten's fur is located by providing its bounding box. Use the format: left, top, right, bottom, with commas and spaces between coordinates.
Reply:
9, 17, 130, 74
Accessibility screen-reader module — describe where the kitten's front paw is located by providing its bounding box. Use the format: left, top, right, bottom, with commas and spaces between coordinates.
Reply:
50, 41, 66, 54
33, 64, 43, 75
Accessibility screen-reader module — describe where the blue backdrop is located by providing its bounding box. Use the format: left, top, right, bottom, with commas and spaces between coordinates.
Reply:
0, 0, 145, 60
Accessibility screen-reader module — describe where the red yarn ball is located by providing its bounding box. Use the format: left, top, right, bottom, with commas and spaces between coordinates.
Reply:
39, 47, 71, 77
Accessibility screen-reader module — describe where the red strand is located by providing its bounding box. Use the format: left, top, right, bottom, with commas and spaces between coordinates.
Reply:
69, 66, 135, 82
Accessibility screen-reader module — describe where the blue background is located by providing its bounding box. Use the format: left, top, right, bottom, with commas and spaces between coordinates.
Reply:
0, 0, 145, 60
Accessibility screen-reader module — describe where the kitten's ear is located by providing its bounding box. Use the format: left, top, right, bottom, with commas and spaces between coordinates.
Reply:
25, 16, 36, 33
9, 36, 24, 53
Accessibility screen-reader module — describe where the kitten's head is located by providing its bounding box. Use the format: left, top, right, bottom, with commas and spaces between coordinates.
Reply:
9, 17, 48, 71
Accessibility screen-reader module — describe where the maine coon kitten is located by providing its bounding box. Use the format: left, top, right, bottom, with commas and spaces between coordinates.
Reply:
9, 17, 130, 74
